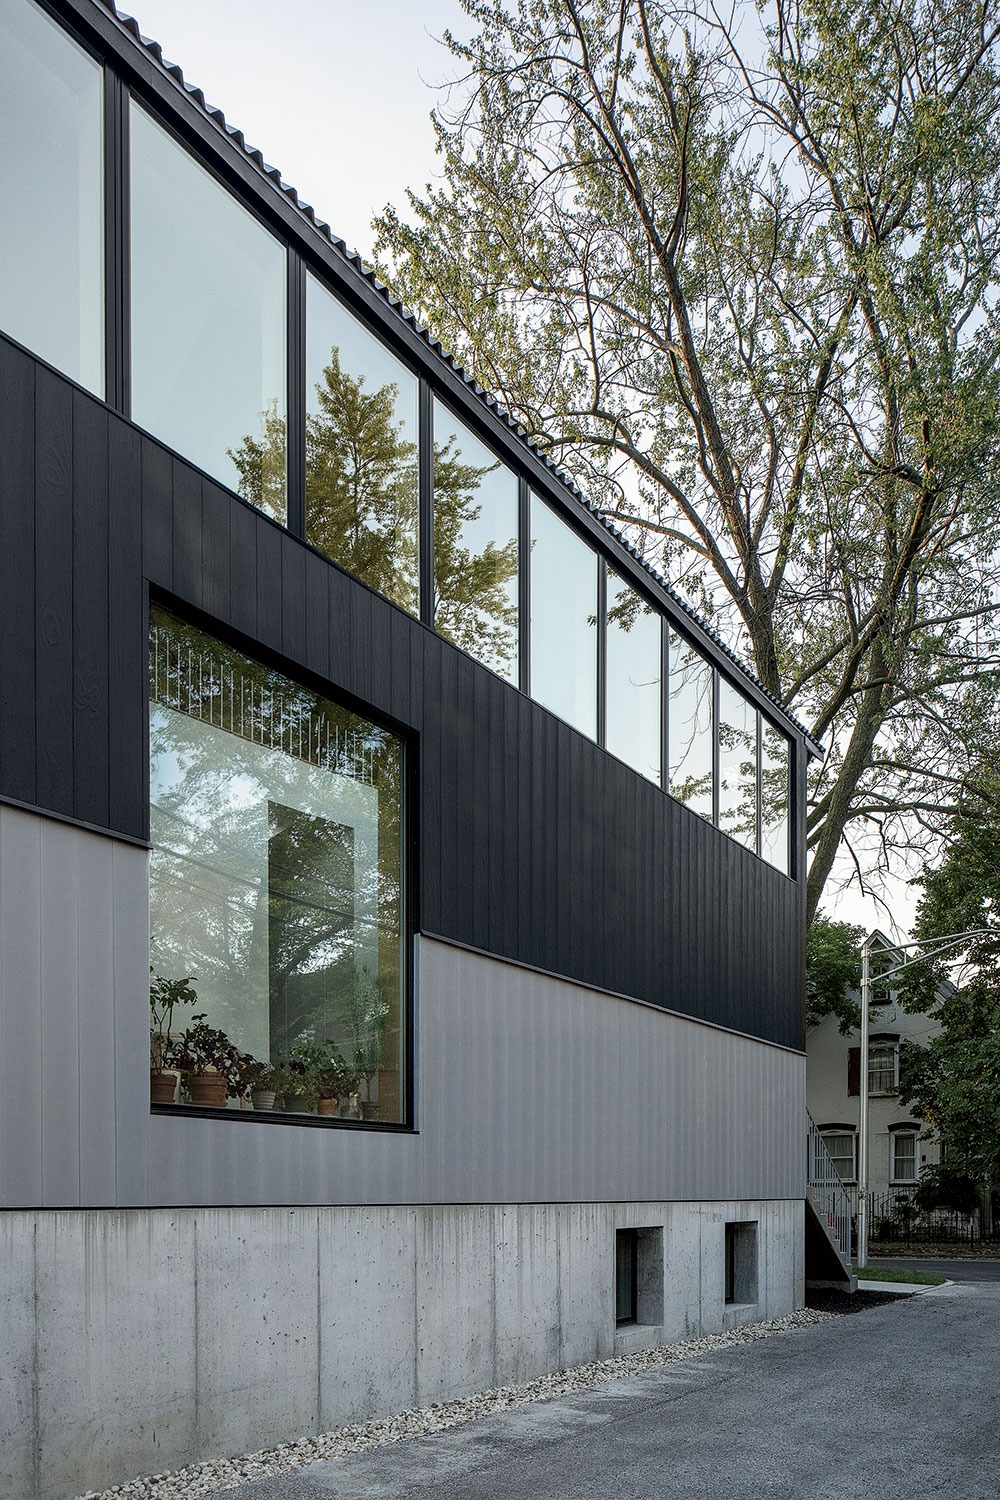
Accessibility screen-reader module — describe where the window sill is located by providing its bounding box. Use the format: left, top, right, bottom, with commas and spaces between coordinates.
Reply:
722, 1301, 759, 1331
151, 1102, 415, 1132
613, 1323, 663, 1356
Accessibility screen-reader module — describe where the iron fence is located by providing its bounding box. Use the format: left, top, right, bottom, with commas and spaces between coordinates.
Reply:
841, 1185, 999, 1247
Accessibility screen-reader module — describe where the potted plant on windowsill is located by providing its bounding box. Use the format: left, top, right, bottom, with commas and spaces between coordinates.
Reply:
149, 969, 199, 1104
242, 1059, 281, 1112
348, 969, 390, 1120
170, 1016, 242, 1108
270, 1065, 319, 1114
286, 1029, 348, 1116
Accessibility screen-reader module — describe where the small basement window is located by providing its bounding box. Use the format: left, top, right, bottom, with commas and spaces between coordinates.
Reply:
615, 1229, 638, 1325
725, 1221, 758, 1306
615, 1226, 664, 1328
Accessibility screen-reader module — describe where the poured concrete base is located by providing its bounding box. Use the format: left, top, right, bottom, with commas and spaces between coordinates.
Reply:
2, 1198, 802, 1500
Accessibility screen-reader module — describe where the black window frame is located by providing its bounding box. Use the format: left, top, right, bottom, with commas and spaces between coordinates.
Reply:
145, 588, 417, 1134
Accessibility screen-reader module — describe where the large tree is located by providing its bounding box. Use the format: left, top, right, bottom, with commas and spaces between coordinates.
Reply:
898, 780, 1000, 1191
374, 0, 1000, 919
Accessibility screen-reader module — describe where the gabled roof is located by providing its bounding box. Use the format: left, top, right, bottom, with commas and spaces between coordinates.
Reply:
92, 0, 819, 752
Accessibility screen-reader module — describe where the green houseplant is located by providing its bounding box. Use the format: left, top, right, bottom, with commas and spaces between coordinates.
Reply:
170, 1016, 243, 1108
241, 1058, 281, 1112
149, 970, 199, 1104
286, 1029, 350, 1116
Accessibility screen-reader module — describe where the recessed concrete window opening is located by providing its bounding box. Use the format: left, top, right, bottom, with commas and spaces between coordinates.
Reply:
614, 1226, 664, 1351
725, 1221, 758, 1306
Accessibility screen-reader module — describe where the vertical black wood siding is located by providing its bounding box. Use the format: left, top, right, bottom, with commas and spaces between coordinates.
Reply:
0, 335, 805, 1049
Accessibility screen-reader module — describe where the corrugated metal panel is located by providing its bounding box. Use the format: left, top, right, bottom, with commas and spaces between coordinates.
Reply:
0, 355, 804, 1046
0, 808, 803, 1209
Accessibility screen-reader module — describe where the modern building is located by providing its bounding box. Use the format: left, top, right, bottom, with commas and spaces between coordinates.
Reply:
1, 2, 818, 1495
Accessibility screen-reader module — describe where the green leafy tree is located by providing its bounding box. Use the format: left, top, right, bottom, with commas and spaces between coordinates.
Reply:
898, 779, 1000, 1190
374, 0, 1000, 919
806, 915, 863, 1031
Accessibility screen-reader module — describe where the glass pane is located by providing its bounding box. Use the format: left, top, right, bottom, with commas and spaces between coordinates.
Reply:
149, 609, 405, 1122
718, 679, 758, 850
433, 403, 518, 682
868, 1043, 897, 1095
823, 1135, 855, 1180
667, 632, 713, 818
306, 274, 419, 613
606, 571, 661, 783
0, 0, 103, 393
131, 104, 287, 519
529, 495, 597, 738
615, 1230, 636, 1323
893, 1135, 916, 1179
761, 723, 790, 874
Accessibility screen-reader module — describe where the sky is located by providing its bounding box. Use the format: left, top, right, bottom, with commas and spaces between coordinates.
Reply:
122, 0, 918, 943
122, 0, 465, 260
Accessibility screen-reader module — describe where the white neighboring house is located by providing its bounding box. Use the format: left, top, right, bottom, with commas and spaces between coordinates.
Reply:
806, 964, 946, 1205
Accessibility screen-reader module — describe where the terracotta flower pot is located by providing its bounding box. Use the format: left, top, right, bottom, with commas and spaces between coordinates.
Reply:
317, 1097, 338, 1117
186, 1072, 228, 1108
150, 1070, 179, 1104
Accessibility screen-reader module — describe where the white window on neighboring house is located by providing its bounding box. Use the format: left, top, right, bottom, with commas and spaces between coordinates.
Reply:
822, 1131, 857, 1182
891, 1130, 919, 1184
868, 1040, 899, 1095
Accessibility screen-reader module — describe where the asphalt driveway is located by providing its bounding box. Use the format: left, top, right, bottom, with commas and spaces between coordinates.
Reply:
224, 1284, 1000, 1500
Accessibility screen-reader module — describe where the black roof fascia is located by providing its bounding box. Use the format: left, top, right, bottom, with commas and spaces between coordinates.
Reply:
53, 0, 820, 756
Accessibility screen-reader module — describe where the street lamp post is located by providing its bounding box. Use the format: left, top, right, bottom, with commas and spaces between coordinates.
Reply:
855, 926, 994, 1271
858, 938, 871, 1273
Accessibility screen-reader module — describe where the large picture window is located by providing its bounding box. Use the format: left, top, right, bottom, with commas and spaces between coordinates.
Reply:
149, 609, 405, 1123
0, 0, 104, 394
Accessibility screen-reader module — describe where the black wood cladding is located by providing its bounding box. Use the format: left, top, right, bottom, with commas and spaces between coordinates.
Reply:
0, 337, 805, 1049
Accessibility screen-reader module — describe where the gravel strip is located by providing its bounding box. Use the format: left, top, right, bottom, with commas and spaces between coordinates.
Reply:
77, 1307, 834, 1500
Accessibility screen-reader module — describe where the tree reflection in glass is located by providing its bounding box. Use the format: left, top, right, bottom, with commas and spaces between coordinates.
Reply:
718, 679, 758, 851
667, 632, 714, 818
306, 276, 419, 612
761, 723, 790, 873
149, 609, 404, 1120
433, 403, 518, 682
606, 570, 661, 783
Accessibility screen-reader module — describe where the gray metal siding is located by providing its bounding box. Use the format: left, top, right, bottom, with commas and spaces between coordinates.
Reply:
0, 807, 804, 1210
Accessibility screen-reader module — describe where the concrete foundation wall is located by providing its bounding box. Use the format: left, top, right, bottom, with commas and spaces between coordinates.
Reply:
1, 1198, 804, 1500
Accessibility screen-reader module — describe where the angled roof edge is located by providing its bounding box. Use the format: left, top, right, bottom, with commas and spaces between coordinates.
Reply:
94, 0, 819, 753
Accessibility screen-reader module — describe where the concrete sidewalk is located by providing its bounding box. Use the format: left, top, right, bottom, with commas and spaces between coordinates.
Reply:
855, 1276, 945, 1293
222, 1284, 998, 1500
